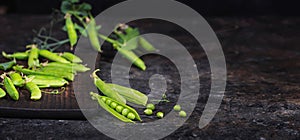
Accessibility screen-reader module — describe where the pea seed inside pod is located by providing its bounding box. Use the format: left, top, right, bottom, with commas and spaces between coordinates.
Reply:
127, 112, 136, 120
101, 97, 107, 102
115, 105, 124, 113
110, 102, 118, 109
122, 108, 130, 116
105, 99, 112, 105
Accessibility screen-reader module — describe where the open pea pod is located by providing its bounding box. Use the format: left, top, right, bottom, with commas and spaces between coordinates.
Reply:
90, 92, 142, 123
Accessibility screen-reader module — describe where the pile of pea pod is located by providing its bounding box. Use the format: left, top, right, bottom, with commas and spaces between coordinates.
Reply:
0, 44, 90, 101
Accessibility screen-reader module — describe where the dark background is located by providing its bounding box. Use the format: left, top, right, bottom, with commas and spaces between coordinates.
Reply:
0, 0, 299, 16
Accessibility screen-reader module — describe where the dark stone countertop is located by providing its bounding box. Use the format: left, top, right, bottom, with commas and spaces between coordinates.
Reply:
0, 15, 299, 140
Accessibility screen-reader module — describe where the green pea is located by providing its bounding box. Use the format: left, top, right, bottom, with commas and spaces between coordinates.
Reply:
110, 102, 118, 109
115, 105, 124, 113
173, 105, 181, 111
146, 103, 155, 110
179, 110, 187, 117
122, 108, 129, 116
127, 112, 135, 120
156, 112, 164, 119
143, 109, 153, 115
105, 99, 112, 105
101, 97, 107, 102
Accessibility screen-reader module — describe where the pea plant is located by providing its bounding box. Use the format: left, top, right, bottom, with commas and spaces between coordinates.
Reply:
34, 0, 155, 70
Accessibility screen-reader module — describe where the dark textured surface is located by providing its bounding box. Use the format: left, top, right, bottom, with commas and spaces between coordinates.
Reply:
0, 15, 300, 139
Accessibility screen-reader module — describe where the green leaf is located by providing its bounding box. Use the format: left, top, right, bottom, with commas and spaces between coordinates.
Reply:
0, 59, 16, 71
60, 1, 72, 14
115, 26, 140, 50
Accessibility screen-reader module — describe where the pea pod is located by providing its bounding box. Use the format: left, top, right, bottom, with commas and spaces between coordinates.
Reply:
2, 51, 28, 60
45, 62, 90, 72
39, 66, 76, 74
27, 45, 40, 69
60, 52, 82, 63
92, 69, 126, 104
25, 82, 42, 100
0, 88, 6, 98
13, 65, 74, 81
116, 47, 146, 71
87, 18, 101, 52
36, 69, 74, 81
90, 92, 142, 123
0, 59, 16, 71
65, 13, 78, 48
3, 75, 19, 100
107, 83, 148, 106
9, 72, 25, 87
139, 37, 156, 52
39, 50, 70, 64
27, 75, 69, 88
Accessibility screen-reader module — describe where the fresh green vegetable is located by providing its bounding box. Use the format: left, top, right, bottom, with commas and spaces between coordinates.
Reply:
36, 68, 74, 81
139, 37, 156, 51
25, 82, 42, 100
173, 105, 181, 111
179, 110, 187, 117
0, 59, 16, 71
87, 18, 101, 52
65, 13, 78, 48
2, 51, 28, 60
115, 105, 124, 113
146, 103, 155, 110
60, 52, 82, 63
116, 47, 146, 71
90, 92, 141, 123
92, 69, 126, 104
3, 75, 19, 100
26, 75, 69, 88
39, 66, 77, 74
27, 45, 40, 69
143, 109, 153, 115
9, 72, 25, 87
39, 49, 70, 63
107, 83, 148, 106
13, 65, 74, 81
156, 112, 164, 119
0, 88, 6, 98
44, 62, 90, 72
